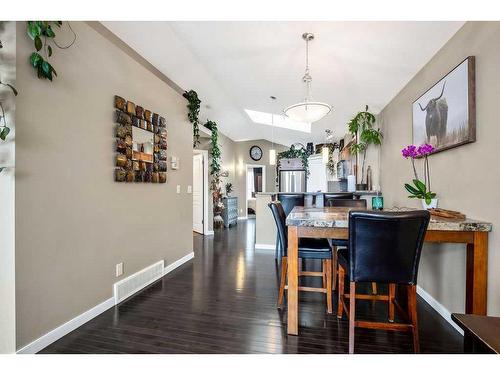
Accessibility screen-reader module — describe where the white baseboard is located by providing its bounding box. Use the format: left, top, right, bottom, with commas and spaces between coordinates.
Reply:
17, 297, 115, 354
205, 230, 214, 236
255, 243, 276, 250
416, 285, 463, 335
237, 216, 247, 220
164, 252, 194, 275
17, 251, 195, 354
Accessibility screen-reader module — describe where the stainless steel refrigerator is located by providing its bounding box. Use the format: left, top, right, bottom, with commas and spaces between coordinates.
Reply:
279, 170, 307, 192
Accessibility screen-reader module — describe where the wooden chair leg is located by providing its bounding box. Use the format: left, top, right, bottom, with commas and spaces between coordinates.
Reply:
349, 281, 356, 354
337, 265, 345, 318
325, 258, 333, 314
332, 248, 338, 291
371, 282, 378, 295
407, 285, 420, 353
388, 283, 396, 322
277, 256, 287, 307
322, 259, 327, 288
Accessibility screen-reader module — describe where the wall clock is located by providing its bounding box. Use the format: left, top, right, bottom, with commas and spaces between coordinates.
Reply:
249, 145, 263, 161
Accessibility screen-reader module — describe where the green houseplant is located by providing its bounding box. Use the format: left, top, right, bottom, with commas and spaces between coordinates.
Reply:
26, 21, 76, 81
348, 105, 382, 189
182, 89, 201, 148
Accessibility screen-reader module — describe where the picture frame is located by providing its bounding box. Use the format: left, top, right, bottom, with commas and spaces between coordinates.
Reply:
412, 56, 476, 155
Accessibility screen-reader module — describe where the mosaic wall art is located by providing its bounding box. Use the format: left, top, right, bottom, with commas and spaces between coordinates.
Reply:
114, 95, 168, 183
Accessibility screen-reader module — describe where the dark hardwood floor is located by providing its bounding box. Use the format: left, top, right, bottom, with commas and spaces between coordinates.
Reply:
41, 219, 463, 354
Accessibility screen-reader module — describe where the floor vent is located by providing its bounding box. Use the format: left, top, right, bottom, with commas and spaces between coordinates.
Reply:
113, 260, 164, 304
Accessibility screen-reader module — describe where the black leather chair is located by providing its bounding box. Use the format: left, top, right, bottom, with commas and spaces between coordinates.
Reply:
277, 193, 305, 216
275, 194, 305, 258
326, 198, 367, 292
268, 201, 333, 313
323, 192, 354, 206
336, 210, 430, 354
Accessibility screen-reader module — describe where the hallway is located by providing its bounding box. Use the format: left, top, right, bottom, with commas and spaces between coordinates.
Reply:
41, 219, 463, 354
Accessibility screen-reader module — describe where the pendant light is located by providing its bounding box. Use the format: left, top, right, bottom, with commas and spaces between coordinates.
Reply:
284, 33, 332, 123
269, 96, 276, 165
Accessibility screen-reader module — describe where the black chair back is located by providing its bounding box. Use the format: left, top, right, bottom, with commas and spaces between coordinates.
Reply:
268, 202, 288, 257
277, 194, 305, 216
327, 198, 367, 208
348, 210, 430, 284
323, 193, 354, 204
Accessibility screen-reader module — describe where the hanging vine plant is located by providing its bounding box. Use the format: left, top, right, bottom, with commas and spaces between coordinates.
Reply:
182, 89, 201, 148
204, 120, 221, 177
0, 77, 18, 142
277, 144, 310, 175
26, 21, 76, 81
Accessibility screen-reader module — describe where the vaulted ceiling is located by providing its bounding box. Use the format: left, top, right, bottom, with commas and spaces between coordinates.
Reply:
103, 21, 464, 146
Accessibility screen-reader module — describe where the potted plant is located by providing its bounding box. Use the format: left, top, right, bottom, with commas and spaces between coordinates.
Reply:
225, 182, 233, 197
401, 143, 438, 209
348, 105, 382, 190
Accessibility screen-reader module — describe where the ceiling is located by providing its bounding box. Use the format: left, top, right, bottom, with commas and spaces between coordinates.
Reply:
103, 21, 464, 146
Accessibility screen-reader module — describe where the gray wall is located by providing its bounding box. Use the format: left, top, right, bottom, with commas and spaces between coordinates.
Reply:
379, 21, 500, 316
15, 22, 193, 349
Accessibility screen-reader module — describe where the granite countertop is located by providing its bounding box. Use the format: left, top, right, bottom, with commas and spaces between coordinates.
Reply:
286, 206, 492, 232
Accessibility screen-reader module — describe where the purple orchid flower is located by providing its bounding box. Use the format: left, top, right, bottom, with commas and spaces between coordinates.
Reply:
401, 145, 418, 159
417, 143, 434, 156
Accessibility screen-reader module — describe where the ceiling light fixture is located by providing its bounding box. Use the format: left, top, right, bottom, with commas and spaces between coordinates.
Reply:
284, 33, 332, 123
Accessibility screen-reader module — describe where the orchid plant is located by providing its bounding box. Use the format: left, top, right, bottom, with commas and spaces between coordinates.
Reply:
401, 143, 436, 204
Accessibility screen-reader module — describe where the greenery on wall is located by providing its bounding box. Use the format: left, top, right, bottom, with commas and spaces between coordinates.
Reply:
182, 89, 201, 147
348, 105, 382, 183
277, 144, 310, 175
26, 21, 76, 81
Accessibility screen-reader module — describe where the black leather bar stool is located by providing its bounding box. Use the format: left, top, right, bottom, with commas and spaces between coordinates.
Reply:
275, 194, 305, 259
336, 210, 430, 354
268, 201, 334, 313
326, 198, 367, 292
323, 193, 354, 207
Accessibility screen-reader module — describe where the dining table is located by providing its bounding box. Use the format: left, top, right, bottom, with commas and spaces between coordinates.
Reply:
285, 206, 493, 335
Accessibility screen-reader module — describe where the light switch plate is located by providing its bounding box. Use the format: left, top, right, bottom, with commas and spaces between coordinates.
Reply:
187, 185, 192, 194
176, 185, 181, 194
115, 262, 123, 277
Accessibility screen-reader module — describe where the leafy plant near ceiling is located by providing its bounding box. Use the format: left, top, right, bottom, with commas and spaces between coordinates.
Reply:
204, 119, 225, 227
326, 143, 337, 176
277, 144, 310, 175
348, 105, 382, 184
182, 89, 202, 148
26, 21, 76, 81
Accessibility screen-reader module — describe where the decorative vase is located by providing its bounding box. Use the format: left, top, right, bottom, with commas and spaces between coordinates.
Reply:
421, 198, 438, 209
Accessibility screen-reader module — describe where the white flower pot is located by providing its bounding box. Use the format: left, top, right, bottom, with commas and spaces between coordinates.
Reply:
421, 198, 438, 209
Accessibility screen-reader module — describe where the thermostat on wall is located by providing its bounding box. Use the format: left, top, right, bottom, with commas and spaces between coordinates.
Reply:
170, 156, 179, 170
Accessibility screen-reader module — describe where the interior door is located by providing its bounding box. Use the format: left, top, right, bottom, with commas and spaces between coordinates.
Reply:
193, 153, 204, 234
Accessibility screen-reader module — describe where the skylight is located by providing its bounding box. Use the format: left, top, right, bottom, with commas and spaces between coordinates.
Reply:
244, 109, 311, 133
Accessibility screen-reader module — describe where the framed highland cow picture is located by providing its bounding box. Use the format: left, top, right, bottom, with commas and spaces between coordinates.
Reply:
412, 56, 475, 155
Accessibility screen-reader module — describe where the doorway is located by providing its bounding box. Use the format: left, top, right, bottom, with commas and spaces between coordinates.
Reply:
193, 150, 209, 235
245, 164, 266, 218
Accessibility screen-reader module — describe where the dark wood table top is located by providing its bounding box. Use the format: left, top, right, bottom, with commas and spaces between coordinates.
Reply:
451, 313, 500, 353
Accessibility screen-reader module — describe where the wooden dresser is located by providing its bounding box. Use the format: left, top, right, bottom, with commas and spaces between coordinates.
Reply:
222, 197, 238, 228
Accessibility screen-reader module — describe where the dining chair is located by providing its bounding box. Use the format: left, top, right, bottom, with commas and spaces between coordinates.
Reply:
323, 192, 354, 206
326, 198, 368, 292
268, 201, 334, 313
336, 210, 430, 354
275, 194, 305, 259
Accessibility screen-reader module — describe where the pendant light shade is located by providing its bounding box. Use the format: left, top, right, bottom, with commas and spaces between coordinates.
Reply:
284, 101, 332, 123
284, 33, 331, 124
269, 149, 276, 165
322, 145, 329, 164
